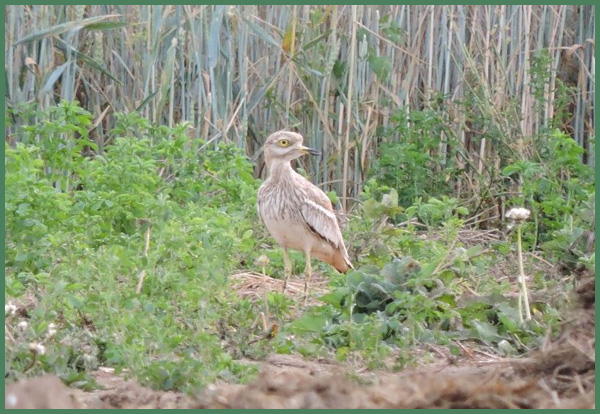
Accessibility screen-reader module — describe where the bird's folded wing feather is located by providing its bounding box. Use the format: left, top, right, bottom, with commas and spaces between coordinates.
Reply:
299, 186, 344, 249
256, 195, 265, 223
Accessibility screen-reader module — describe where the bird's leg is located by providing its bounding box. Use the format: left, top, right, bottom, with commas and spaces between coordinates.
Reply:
303, 252, 312, 306
281, 249, 292, 294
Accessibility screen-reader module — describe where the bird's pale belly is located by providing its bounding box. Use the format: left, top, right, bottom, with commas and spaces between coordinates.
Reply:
263, 218, 331, 254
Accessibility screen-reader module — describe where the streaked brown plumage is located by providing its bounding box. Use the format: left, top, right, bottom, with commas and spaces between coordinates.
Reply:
257, 130, 353, 303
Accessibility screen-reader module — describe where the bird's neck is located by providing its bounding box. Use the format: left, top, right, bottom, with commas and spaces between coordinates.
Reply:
265, 158, 295, 182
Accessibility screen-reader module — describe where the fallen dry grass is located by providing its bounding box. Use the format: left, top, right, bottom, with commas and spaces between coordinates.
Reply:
229, 271, 329, 307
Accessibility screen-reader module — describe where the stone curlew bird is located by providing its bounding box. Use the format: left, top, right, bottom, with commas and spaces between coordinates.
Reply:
257, 130, 353, 304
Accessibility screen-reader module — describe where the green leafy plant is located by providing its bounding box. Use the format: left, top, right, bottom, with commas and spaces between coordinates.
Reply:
502, 130, 594, 260
368, 108, 460, 206
5, 103, 263, 391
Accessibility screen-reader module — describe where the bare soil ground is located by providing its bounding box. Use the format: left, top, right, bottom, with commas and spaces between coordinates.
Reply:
5, 276, 594, 409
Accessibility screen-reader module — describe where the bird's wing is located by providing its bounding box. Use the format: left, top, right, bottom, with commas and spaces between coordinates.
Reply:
299, 185, 344, 249
257, 197, 265, 223
256, 184, 269, 224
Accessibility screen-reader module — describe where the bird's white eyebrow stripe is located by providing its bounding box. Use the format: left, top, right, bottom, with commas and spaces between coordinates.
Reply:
303, 199, 336, 221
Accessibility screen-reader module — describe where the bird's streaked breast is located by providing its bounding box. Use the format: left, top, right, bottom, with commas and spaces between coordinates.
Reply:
258, 175, 306, 223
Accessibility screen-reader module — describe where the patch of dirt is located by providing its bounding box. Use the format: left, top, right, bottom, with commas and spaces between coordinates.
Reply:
68, 367, 194, 409
5, 375, 79, 409
4, 367, 194, 409
6, 275, 594, 409
197, 347, 593, 409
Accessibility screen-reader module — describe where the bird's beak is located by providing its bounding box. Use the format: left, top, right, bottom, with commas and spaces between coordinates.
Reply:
300, 146, 321, 156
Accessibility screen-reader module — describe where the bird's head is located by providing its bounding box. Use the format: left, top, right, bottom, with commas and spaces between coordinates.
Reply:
263, 130, 320, 164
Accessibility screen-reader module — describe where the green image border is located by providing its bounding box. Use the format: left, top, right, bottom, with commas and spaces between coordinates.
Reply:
2, 1, 597, 413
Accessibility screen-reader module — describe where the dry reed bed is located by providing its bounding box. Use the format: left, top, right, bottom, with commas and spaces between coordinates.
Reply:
5, 5, 595, 207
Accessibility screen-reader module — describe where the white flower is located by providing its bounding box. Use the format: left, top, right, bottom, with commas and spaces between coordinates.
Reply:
29, 342, 45, 355
506, 207, 531, 221
46, 323, 57, 339
5, 393, 18, 407
255, 254, 270, 267
5, 304, 17, 317
18, 321, 28, 330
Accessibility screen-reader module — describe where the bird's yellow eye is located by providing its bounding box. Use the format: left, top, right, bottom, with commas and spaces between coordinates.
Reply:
278, 139, 290, 147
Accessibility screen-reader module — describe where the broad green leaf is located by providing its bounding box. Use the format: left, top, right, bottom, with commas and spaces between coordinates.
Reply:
362, 198, 382, 220
471, 320, 503, 344
67, 294, 83, 309
207, 5, 226, 69
320, 286, 351, 306
53, 37, 120, 84
496, 303, 521, 333
242, 16, 280, 49
155, 37, 178, 118
291, 312, 328, 332
14, 14, 121, 45
135, 90, 159, 112
497, 339, 516, 356
300, 30, 332, 52
307, 68, 324, 77
455, 206, 469, 216
419, 261, 437, 278
368, 55, 392, 82
333, 60, 347, 78
370, 283, 394, 297
85, 21, 128, 31
448, 343, 461, 356
326, 191, 339, 205
42, 63, 70, 95
502, 164, 521, 176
